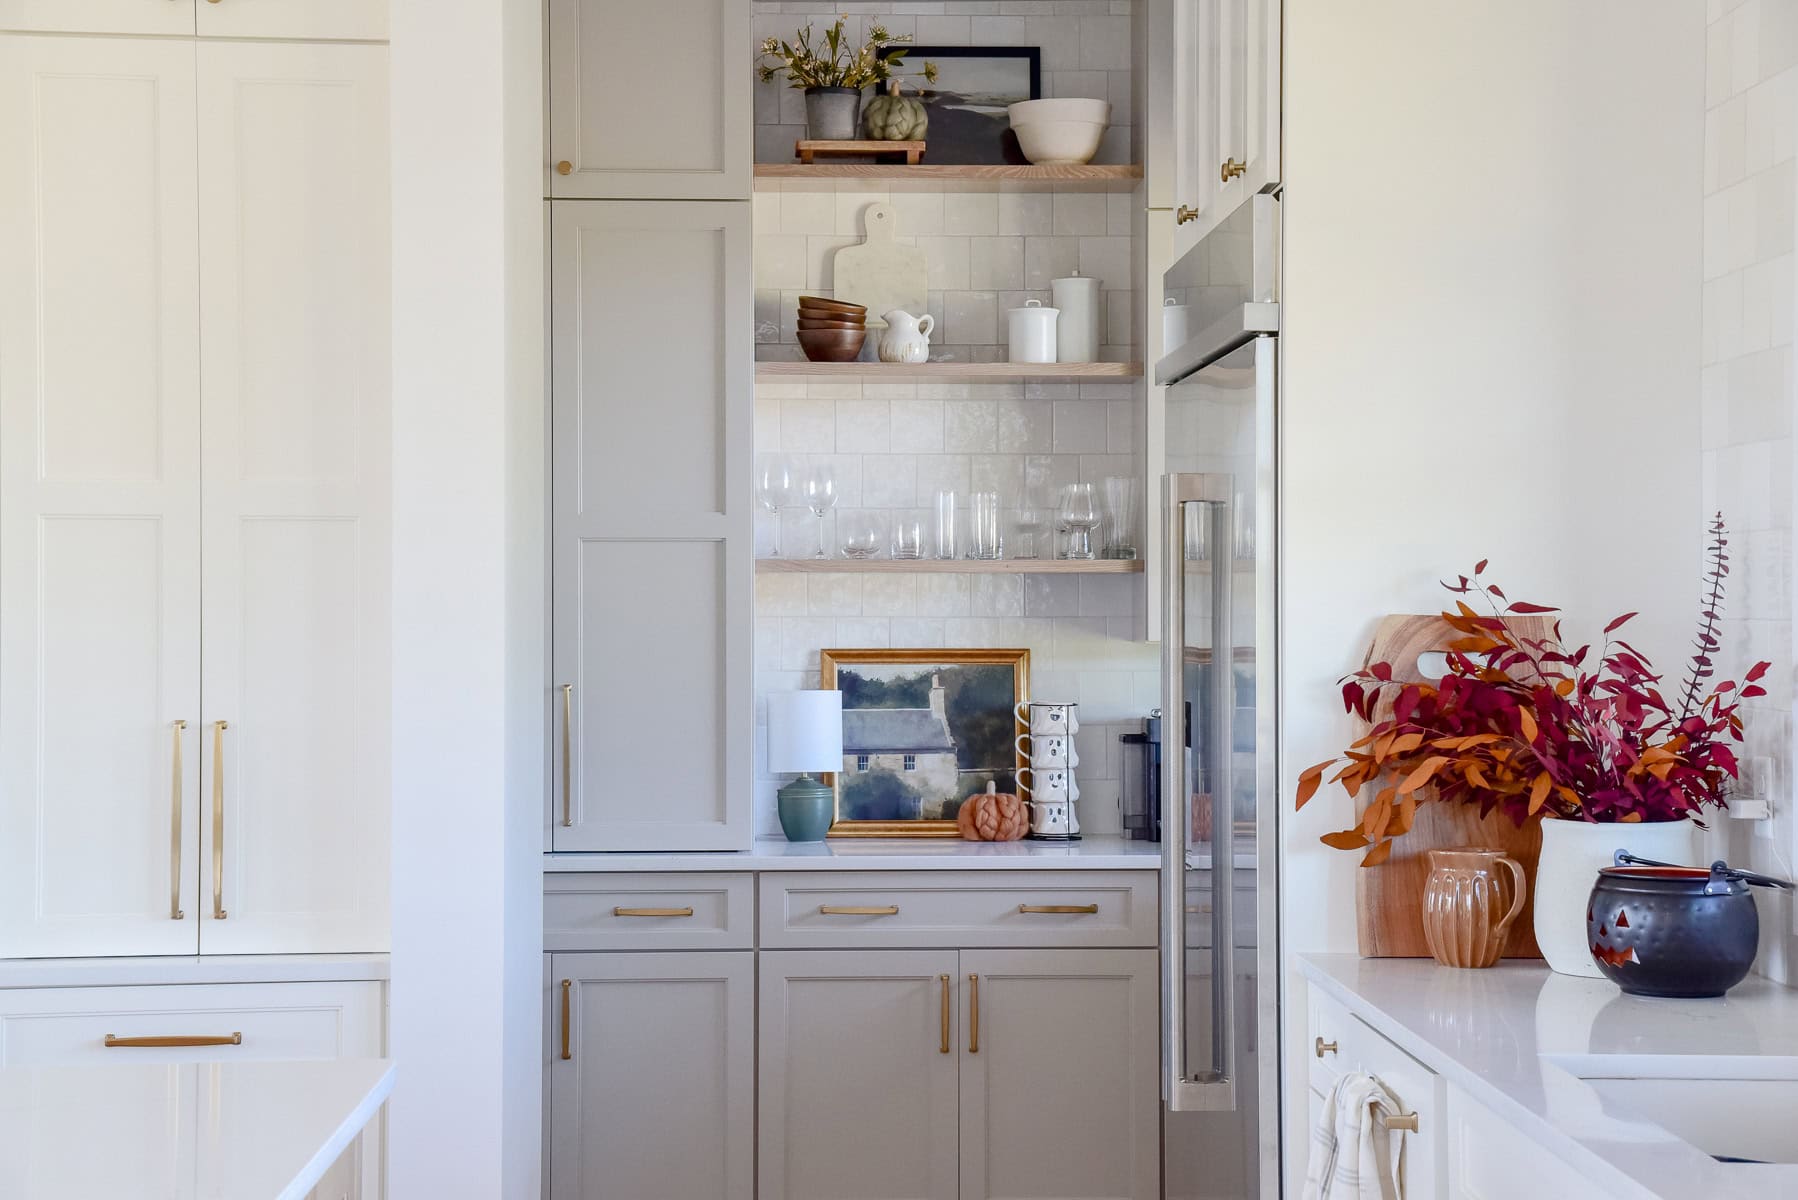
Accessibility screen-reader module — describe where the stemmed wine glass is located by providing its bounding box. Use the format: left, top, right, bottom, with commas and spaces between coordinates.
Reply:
756, 456, 797, 558
1059, 482, 1100, 560
801, 466, 838, 559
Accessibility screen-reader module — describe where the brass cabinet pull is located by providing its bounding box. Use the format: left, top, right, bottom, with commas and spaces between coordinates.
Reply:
1382, 1111, 1419, 1133
210, 720, 228, 920
1176, 205, 1200, 225
613, 906, 694, 918
1220, 157, 1246, 183
560, 684, 574, 827
560, 979, 572, 1061
1315, 1037, 1338, 1058
169, 720, 187, 921
968, 974, 980, 1054
556, 160, 573, 176
105, 1032, 241, 1048
819, 904, 899, 916
938, 975, 950, 1054
1018, 903, 1099, 915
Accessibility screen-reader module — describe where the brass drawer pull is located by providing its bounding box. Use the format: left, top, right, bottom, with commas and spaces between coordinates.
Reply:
560, 684, 574, 828
105, 1033, 241, 1048
613, 906, 694, 918
938, 975, 951, 1054
968, 973, 980, 1054
1315, 1037, 1338, 1058
1381, 1111, 1419, 1133
560, 979, 572, 1061
819, 904, 899, 916
1018, 903, 1099, 915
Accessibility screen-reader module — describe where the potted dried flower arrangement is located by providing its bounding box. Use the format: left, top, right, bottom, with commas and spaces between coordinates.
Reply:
757, 18, 937, 143
1297, 516, 1770, 976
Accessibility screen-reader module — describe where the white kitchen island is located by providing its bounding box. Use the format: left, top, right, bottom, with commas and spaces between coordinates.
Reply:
0, 1057, 393, 1199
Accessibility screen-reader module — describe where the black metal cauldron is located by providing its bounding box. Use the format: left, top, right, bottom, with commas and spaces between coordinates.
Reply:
1587, 852, 1793, 998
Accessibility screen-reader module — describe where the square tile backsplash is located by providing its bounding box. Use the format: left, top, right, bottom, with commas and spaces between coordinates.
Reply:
752, 375, 1152, 839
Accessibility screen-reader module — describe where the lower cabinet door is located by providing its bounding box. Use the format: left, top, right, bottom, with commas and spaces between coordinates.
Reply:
759, 950, 961, 1200
549, 952, 753, 1200
956, 949, 1160, 1200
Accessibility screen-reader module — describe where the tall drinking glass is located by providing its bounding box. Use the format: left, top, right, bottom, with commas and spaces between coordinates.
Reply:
933, 490, 958, 560
970, 491, 1002, 560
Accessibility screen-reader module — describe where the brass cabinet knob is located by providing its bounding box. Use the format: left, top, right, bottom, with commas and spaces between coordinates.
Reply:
1175, 205, 1200, 225
1220, 157, 1246, 183
556, 160, 573, 176
1315, 1037, 1338, 1058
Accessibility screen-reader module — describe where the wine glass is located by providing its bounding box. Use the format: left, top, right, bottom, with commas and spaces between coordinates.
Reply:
801, 466, 838, 559
756, 456, 797, 558
1059, 482, 1099, 560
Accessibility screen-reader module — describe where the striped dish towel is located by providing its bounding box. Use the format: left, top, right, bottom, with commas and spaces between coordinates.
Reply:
1302, 1071, 1407, 1200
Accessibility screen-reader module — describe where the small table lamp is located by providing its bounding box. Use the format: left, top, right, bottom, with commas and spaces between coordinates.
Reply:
768, 690, 843, 842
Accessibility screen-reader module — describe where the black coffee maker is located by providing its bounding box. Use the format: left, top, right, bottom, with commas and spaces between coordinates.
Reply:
1117, 705, 1188, 842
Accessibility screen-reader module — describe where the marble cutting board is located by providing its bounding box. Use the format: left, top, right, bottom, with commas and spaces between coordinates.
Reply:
831, 203, 927, 331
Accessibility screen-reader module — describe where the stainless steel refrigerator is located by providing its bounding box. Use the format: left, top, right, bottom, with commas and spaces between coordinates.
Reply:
1158, 192, 1282, 1200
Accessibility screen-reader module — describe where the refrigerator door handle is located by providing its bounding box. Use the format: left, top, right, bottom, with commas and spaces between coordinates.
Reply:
1160, 472, 1238, 1114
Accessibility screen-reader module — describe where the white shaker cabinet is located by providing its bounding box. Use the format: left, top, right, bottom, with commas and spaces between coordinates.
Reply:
548, 952, 754, 1200
0, 35, 390, 958
1169, 0, 1280, 256
549, 201, 751, 852
546, 0, 750, 199
958, 949, 1160, 1200
0, 35, 204, 958
759, 950, 963, 1200
194, 41, 391, 954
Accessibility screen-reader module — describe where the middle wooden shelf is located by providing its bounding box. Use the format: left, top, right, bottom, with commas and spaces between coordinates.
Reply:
756, 558, 1143, 574
755, 361, 1142, 382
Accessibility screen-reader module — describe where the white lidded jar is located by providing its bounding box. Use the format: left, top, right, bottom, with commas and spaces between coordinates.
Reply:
1162, 296, 1191, 351
1051, 273, 1101, 363
1008, 299, 1059, 364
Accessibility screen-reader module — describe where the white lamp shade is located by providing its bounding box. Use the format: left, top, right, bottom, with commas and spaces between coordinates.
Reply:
768, 690, 843, 775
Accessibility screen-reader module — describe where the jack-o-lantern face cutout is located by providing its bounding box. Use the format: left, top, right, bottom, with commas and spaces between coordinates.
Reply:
1591, 907, 1639, 968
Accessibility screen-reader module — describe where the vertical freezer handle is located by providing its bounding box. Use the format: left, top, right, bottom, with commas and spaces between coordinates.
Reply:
1160, 473, 1238, 1113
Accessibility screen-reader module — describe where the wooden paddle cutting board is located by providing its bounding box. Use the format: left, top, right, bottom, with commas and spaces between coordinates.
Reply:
832, 203, 926, 331
1354, 613, 1552, 959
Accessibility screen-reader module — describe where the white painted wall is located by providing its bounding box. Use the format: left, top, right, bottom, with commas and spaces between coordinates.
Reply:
389, 0, 545, 1195
1279, 0, 1704, 1186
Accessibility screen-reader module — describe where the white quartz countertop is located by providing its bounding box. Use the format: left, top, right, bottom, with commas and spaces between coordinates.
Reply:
544, 835, 1174, 872
0, 1057, 393, 1199
0, 953, 390, 990
1300, 953, 1798, 1199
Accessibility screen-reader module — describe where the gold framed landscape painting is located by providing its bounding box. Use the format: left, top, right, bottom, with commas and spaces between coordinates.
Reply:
820, 648, 1031, 838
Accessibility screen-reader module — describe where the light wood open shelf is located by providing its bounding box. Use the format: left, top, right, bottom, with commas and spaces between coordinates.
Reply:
757, 558, 1143, 574
753, 163, 1142, 190
755, 361, 1142, 382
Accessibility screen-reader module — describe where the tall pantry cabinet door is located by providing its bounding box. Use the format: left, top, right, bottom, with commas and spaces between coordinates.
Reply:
759, 951, 962, 1200
957, 949, 1161, 1200
1170, 0, 1224, 259
195, 41, 391, 954
0, 36, 203, 958
0, 0, 193, 35
546, 0, 750, 199
550, 202, 751, 852
549, 952, 754, 1200
1216, 0, 1280, 205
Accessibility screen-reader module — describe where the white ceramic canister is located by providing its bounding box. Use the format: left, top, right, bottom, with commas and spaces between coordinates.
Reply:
1051, 274, 1101, 363
1162, 296, 1191, 350
1008, 299, 1059, 364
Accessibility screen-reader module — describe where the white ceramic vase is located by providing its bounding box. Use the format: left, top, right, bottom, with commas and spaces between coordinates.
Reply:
1532, 816, 1697, 977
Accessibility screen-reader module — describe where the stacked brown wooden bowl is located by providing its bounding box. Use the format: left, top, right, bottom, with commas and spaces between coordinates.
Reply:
796, 296, 867, 362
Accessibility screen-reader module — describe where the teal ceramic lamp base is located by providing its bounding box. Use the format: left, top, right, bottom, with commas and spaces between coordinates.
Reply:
778, 774, 834, 842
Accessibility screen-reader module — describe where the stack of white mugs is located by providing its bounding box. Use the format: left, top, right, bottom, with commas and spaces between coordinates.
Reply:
1014, 701, 1081, 840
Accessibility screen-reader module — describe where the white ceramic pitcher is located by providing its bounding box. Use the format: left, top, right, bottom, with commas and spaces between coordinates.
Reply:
878, 309, 934, 364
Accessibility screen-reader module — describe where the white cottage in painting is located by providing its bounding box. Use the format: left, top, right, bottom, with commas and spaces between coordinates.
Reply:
841, 674, 960, 804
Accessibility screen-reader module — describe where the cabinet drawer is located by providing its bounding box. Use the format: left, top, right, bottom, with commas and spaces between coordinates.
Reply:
545, 873, 753, 950
758, 871, 1157, 949
0, 981, 383, 1067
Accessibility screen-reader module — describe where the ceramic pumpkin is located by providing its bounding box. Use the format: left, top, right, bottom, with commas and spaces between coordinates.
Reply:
865, 84, 928, 141
957, 782, 1027, 842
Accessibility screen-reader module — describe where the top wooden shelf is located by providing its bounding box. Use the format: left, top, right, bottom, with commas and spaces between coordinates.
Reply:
753, 163, 1143, 191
